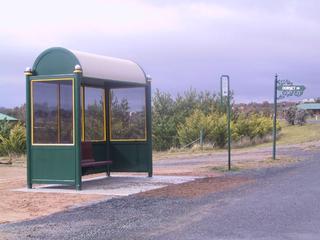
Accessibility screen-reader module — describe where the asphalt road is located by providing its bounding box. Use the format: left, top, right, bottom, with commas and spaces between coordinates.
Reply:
1, 149, 320, 240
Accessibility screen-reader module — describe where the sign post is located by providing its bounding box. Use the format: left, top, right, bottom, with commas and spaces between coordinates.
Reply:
220, 75, 231, 170
272, 75, 306, 160
272, 74, 278, 160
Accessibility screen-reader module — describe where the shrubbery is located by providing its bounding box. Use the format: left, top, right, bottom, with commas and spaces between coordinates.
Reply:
177, 111, 278, 148
0, 89, 284, 154
153, 89, 280, 150
0, 121, 26, 159
177, 110, 228, 148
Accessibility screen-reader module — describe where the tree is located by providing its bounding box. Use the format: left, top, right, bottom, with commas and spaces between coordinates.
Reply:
152, 88, 223, 150
152, 90, 177, 151
284, 106, 297, 125
295, 109, 308, 126
284, 106, 308, 126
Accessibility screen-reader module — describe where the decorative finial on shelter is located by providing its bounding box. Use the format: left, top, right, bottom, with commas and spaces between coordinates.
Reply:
74, 64, 82, 73
146, 74, 152, 82
24, 67, 33, 76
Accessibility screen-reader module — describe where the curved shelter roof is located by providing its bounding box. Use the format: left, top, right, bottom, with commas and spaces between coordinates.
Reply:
32, 47, 147, 85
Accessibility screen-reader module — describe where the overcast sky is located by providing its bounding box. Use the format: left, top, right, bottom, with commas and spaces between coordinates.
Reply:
1, 0, 319, 107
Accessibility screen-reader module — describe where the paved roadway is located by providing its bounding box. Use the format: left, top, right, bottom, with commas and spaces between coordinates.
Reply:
1, 149, 320, 240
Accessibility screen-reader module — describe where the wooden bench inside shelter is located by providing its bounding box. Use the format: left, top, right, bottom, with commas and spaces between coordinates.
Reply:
81, 142, 112, 176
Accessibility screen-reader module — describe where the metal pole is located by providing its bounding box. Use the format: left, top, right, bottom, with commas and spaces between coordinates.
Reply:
220, 77, 223, 107
200, 129, 204, 148
227, 77, 231, 170
220, 75, 231, 170
24, 68, 32, 189
272, 74, 278, 160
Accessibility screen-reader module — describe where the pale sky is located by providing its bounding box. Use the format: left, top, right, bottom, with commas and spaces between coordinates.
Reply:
1, 0, 319, 107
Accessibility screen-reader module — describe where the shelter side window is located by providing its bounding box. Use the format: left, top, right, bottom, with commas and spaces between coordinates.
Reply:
59, 81, 73, 143
110, 87, 146, 141
83, 87, 106, 141
32, 80, 73, 144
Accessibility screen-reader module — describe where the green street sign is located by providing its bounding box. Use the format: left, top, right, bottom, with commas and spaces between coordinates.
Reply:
276, 80, 306, 99
277, 84, 305, 92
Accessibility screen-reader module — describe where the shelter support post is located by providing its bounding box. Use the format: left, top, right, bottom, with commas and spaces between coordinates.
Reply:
74, 69, 82, 190
146, 80, 153, 177
25, 69, 32, 189
105, 88, 111, 169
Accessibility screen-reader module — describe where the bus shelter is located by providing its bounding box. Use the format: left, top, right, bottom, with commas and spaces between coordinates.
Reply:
24, 47, 152, 190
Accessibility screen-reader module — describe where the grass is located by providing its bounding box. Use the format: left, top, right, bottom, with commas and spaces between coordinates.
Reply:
209, 155, 299, 173
277, 123, 320, 145
210, 166, 242, 172
241, 122, 320, 150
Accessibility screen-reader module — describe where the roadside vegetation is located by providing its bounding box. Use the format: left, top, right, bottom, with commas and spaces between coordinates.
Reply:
153, 88, 280, 151
0, 89, 318, 163
278, 122, 320, 145
284, 105, 308, 126
0, 120, 26, 163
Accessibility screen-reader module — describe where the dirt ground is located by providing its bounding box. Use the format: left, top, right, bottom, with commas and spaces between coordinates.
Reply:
0, 166, 105, 224
139, 175, 253, 198
0, 141, 314, 225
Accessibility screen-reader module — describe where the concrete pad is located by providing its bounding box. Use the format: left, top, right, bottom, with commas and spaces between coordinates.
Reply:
14, 174, 201, 196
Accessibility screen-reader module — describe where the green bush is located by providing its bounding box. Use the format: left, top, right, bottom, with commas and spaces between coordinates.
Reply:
177, 111, 280, 149
177, 110, 207, 146
206, 114, 228, 148
0, 123, 26, 159
233, 114, 280, 143
233, 114, 251, 141
0, 120, 12, 140
250, 115, 273, 138
0, 120, 13, 156
177, 111, 229, 148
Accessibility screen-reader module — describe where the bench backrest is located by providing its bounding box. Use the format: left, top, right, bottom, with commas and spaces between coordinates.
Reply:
81, 142, 94, 160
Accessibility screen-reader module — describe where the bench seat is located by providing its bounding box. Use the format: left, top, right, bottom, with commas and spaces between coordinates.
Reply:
81, 159, 113, 168
81, 142, 112, 176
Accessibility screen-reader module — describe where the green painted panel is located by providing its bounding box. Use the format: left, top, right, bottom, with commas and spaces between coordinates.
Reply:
110, 143, 150, 172
91, 142, 107, 161
33, 48, 79, 76
31, 146, 76, 182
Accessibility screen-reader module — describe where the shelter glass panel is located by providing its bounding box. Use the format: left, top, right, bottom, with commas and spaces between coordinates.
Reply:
110, 87, 146, 140
84, 87, 105, 141
32, 79, 73, 144
59, 81, 73, 143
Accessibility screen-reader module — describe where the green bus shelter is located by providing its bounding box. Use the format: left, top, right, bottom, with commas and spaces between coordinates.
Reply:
25, 47, 152, 190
